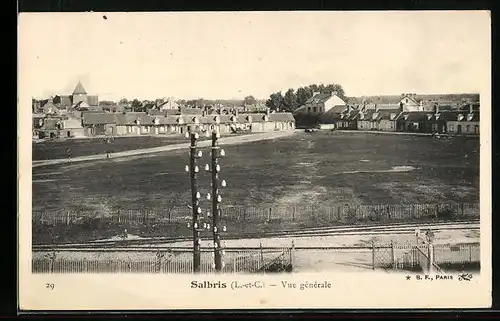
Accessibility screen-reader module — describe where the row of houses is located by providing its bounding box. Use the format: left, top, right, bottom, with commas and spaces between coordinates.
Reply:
33, 108, 296, 139
295, 92, 480, 135
319, 104, 479, 135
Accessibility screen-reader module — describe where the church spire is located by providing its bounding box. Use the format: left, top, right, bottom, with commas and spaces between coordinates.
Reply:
73, 81, 87, 95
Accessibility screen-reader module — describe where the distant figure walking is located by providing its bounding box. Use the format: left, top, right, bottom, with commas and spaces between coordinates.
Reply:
66, 148, 72, 160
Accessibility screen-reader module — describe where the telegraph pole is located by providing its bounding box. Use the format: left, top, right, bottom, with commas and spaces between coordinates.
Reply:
187, 132, 201, 273
211, 131, 224, 271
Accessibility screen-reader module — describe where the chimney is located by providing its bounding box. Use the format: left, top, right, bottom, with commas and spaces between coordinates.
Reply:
469, 103, 474, 114
235, 108, 239, 117
266, 108, 270, 116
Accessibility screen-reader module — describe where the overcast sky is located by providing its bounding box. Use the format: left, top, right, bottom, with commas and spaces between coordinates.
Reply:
19, 11, 490, 101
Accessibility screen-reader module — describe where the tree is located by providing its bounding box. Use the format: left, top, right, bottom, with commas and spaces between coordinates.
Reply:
119, 98, 129, 105
52, 95, 61, 105
296, 87, 312, 107
282, 89, 297, 112
131, 99, 144, 112
243, 95, 257, 106
265, 92, 284, 111
99, 100, 117, 106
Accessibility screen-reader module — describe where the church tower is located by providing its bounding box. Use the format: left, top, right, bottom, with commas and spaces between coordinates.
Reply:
72, 81, 88, 105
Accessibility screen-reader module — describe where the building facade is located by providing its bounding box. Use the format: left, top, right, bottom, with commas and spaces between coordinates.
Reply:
81, 109, 295, 137
294, 92, 347, 114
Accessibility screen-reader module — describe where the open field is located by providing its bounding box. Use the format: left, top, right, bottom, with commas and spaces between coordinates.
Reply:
32, 131, 479, 244
32, 135, 210, 161
33, 131, 480, 213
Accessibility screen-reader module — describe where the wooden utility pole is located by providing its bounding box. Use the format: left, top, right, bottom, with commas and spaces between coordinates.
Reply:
211, 131, 223, 271
189, 132, 201, 273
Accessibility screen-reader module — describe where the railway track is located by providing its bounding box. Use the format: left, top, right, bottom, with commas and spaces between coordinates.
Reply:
32, 219, 479, 251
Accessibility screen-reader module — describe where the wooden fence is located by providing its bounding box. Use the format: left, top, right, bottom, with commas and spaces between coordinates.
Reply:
33, 203, 479, 227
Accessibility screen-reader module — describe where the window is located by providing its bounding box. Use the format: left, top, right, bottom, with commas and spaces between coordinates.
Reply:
449, 124, 454, 131
313, 107, 317, 113
307, 107, 311, 112
466, 125, 471, 132
406, 99, 409, 103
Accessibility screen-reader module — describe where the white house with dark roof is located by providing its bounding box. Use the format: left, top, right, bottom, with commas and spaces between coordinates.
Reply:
294, 92, 347, 114
81, 109, 295, 137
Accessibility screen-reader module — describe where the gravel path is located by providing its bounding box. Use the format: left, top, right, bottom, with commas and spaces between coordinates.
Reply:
32, 130, 296, 168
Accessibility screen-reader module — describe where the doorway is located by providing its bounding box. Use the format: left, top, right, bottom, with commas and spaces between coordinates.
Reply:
457, 125, 462, 133
67, 131, 71, 138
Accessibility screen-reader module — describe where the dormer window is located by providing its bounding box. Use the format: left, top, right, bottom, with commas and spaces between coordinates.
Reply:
214, 116, 220, 124
230, 115, 237, 122
458, 114, 464, 121
359, 112, 364, 120
390, 113, 396, 120
435, 114, 441, 120
192, 117, 199, 124
135, 118, 141, 125
426, 114, 432, 120
467, 114, 473, 121
263, 115, 269, 122
372, 113, 378, 120
246, 115, 252, 122
177, 117, 184, 124
153, 117, 160, 125
404, 115, 409, 120
340, 114, 344, 119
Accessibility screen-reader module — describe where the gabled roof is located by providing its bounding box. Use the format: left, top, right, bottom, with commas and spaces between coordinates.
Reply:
358, 109, 376, 121
305, 93, 332, 104
377, 109, 402, 120
395, 111, 428, 122
82, 112, 294, 126
325, 105, 347, 114
73, 82, 87, 95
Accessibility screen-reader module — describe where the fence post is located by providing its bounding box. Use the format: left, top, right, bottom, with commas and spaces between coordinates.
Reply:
391, 240, 395, 269
66, 211, 70, 226
435, 204, 439, 219
290, 240, 296, 271
469, 244, 473, 262
268, 207, 272, 221
260, 241, 264, 265
117, 209, 121, 223
427, 243, 434, 273
371, 239, 375, 270
292, 206, 296, 221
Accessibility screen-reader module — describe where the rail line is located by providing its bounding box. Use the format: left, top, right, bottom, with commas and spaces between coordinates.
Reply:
32, 219, 479, 251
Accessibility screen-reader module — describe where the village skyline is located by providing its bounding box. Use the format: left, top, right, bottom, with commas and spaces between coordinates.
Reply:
20, 11, 489, 101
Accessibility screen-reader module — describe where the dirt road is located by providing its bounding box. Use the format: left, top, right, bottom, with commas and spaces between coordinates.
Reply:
32, 130, 296, 168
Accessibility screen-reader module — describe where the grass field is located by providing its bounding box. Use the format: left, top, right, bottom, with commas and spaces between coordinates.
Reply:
32, 135, 212, 161
33, 131, 479, 214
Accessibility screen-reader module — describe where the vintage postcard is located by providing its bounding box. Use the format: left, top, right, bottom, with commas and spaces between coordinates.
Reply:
18, 11, 491, 311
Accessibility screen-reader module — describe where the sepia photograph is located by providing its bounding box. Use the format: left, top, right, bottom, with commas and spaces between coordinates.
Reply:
18, 10, 491, 310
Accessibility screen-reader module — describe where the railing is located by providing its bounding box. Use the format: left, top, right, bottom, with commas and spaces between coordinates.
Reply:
373, 241, 480, 272
32, 247, 293, 274
32, 203, 479, 227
